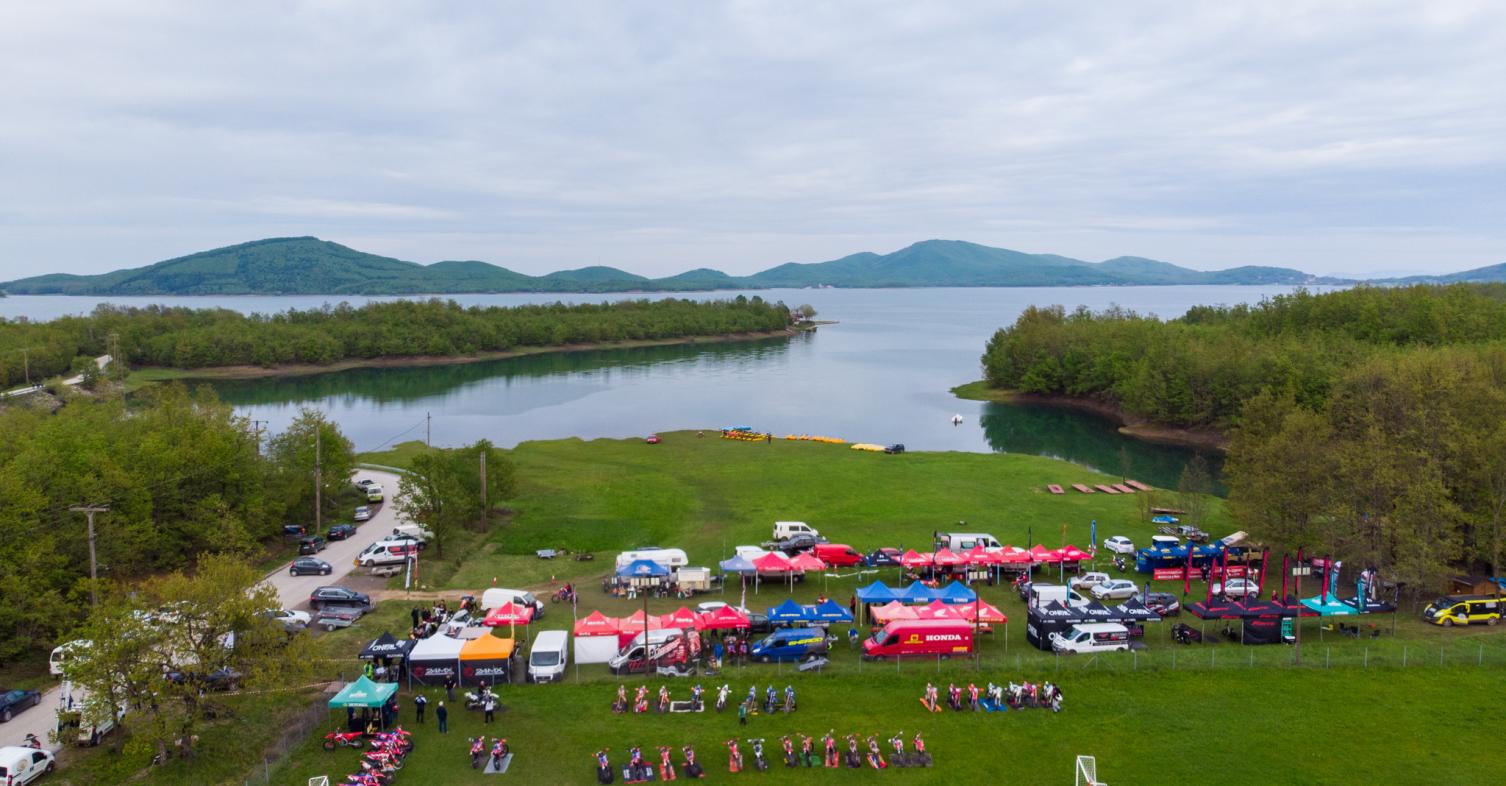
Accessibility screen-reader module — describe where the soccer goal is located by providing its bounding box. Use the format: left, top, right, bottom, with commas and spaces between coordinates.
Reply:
308, 777, 330, 786
1075, 755, 1106, 786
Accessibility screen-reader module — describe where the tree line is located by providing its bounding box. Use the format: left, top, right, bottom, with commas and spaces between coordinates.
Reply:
0, 296, 794, 387
0, 385, 355, 664
980, 284, 1506, 593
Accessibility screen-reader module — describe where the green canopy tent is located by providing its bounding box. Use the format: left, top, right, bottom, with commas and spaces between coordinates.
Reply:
328, 675, 399, 732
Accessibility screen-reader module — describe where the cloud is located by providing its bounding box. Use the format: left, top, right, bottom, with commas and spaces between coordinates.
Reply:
0, 0, 1503, 278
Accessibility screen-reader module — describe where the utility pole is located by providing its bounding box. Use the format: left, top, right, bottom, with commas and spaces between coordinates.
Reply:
70, 505, 109, 609
479, 450, 487, 522
251, 420, 267, 456
426, 412, 431, 447
314, 425, 323, 532
16, 347, 37, 386
106, 332, 120, 370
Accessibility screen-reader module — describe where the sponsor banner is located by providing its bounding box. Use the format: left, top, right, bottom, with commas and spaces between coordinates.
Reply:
1153, 565, 1246, 581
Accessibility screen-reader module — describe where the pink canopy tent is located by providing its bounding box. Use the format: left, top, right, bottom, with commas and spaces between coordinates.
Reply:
1060, 545, 1093, 562
997, 547, 1033, 565
752, 552, 793, 572
963, 545, 1001, 566
932, 548, 967, 568
788, 552, 826, 572
658, 606, 704, 630
870, 601, 918, 623
957, 600, 1009, 623
482, 601, 535, 627
1029, 544, 1063, 563
899, 549, 934, 568
914, 600, 962, 620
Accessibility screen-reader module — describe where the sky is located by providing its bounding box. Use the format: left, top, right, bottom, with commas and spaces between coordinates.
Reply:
1, 1, 1504, 280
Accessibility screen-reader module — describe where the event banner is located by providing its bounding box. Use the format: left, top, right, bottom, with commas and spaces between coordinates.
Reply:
1152, 565, 1246, 581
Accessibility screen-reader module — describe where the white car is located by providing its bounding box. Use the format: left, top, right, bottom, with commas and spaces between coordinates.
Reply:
1068, 572, 1112, 591
273, 608, 311, 627
1102, 536, 1135, 555
1091, 579, 1140, 600
0, 747, 55, 785
1212, 578, 1259, 599
355, 478, 378, 490
443, 609, 477, 637
353, 506, 372, 522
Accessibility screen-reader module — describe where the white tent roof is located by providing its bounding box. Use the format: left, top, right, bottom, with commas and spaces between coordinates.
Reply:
408, 634, 465, 660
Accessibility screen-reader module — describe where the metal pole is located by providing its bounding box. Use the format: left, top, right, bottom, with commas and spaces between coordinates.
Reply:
70, 505, 108, 609
426, 412, 431, 447
480, 450, 487, 522
314, 426, 322, 532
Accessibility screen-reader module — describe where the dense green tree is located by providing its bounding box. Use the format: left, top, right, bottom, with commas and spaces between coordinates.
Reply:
396, 440, 516, 557
265, 409, 355, 528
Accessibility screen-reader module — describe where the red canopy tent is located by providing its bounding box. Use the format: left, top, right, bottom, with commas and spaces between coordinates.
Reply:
752, 552, 793, 572
1029, 544, 1062, 563
658, 606, 704, 631
1060, 545, 1093, 562
914, 599, 962, 620
932, 548, 967, 568
572, 610, 620, 636
963, 545, 1001, 566
997, 547, 1033, 565
619, 609, 663, 631
957, 600, 1009, 623
899, 549, 934, 568
788, 552, 826, 572
482, 601, 535, 627
697, 605, 750, 630
870, 601, 918, 623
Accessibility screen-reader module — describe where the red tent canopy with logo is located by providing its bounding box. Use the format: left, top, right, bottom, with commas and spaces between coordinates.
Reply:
997, 547, 1033, 565
658, 606, 704, 630
900, 549, 934, 568
870, 601, 918, 622
788, 552, 826, 572
1029, 544, 1062, 563
963, 545, 1001, 566
1060, 545, 1093, 562
697, 605, 750, 630
752, 552, 793, 573
915, 599, 962, 620
957, 600, 1009, 623
482, 601, 535, 627
932, 548, 967, 568
572, 610, 620, 636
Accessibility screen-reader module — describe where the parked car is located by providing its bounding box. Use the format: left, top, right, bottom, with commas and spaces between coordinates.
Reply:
645, 434, 661, 444
327, 523, 357, 541
751, 627, 831, 662
1069, 572, 1112, 591
165, 667, 242, 692
309, 586, 371, 610
883, 443, 906, 454
1090, 579, 1140, 600
265, 608, 310, 633
353, 506, 372, 522
289, 557, 332, 576
1135, 591, 1181, 616
281, 524, 307, 539
1212, 578, 1259, 599
365, 486, 385, 503
866, 547, 902, 567
443, 609, 477, 637
812, 543, 864, 567
763, 533, 826, 555
298, 535, 327, 555
1102, 535, 1135, 555
1050, 623, 1131, 654
0, 688, 42, 722
695, 602, 772, 632
1176, 525, 1209, 542
0, 746, 55, 784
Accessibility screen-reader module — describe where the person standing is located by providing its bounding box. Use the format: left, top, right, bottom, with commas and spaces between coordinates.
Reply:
414, 693, 428, 723
445, 674, 456, 702
436, 701, 448, 733
411, 606, 421, 630
484, 694, 496, 724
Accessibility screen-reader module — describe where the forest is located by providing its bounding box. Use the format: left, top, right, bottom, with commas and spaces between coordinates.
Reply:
0, 296, 793, 388
980, 284, 1506, 592
0, 385, 353, 663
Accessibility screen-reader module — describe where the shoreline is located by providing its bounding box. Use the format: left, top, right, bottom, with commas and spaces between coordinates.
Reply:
132, 327, 808, 382
950, 381, 1229, 453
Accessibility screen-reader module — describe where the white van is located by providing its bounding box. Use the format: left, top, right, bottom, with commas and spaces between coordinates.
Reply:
0, 747, 55, 785
937, 532, 1003, 551
388, 524, 434, 543
772, 521, 819, 540
50, 640, 90, 676
614, 548, 688, 571
527, 630, 569, 683
481, 588, 546, 619
356, 540, 420, 567
1049, 623, 1131, 654
1029, 584, 1091, 608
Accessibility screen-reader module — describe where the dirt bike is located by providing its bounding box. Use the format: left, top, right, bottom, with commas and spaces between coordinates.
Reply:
594, 749, 614, 784
626, 746, 651, 783
747, 738, 769, 772
911, 732, 932, 766
656, 746, 677, 781
888, 733, 909, 767
781, 735, 799, 767
715, 684, 730, 712
844, 735, 862, 769
324, 730, 365, 750
490, 739, 510, 771
682, 745, 705, 779
823, 731, 840, 768
551, 586, 576, 604
470, 737, 487, 768
865, 736, 887, 770
726, 739, 743, 773
800, 734, 818, 767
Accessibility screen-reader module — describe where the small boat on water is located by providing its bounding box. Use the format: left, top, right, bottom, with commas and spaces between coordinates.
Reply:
950, 414, 964, 425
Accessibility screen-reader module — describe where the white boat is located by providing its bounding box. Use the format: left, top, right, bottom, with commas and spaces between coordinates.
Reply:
951, 414, 964, 425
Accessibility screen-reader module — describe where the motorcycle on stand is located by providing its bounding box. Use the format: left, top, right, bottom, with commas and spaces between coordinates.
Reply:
725, 738, 743, 773
469, 737, 487, 769
681, 745, 705, 779
865, 735, 887, 770
781, 735, 799, 768
888, 732, 909, 767
747, 738, 769, 772
594, 749, 614, 784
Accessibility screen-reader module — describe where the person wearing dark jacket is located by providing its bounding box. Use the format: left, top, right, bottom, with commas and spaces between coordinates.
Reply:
436, 701, 449, 733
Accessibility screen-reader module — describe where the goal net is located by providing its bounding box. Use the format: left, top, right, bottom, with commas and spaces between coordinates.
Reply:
308, 778, 330, 786
1075, 755, 1105, 786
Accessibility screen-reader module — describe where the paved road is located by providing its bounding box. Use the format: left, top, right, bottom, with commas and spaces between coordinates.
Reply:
1, 355, 111, 399
0, 469, 406, 753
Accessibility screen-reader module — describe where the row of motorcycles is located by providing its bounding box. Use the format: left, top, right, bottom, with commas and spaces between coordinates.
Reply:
320, 726, 413, 786
594, 732, 930, 782
468, 736, 511, 771
611, 684, 798, 715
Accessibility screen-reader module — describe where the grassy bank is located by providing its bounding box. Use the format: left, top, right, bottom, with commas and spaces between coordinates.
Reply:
951, 381, 1229, 452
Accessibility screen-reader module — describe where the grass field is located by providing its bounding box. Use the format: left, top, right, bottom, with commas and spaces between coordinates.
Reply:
58, 435, 1506, 784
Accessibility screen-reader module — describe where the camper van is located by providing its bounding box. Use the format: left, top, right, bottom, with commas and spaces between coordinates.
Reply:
481, 588, 546, 620
608, 628, 701, 674
614, 548, 688, 571
1029, 583, 1092, 608
355, 540, 420, 567
527, 630, 570, 683
937, 532, 1003, 551
50, 640, 89, 676
772, 521, 820, 540
1049, 623, 1131, 654
861, 619, 973, 660
1423, 595, 1502, 627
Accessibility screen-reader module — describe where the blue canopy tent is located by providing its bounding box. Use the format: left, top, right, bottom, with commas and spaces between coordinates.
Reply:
618, 559, 670, 578
855, 581, 898, 604
898, 581, 936, 603
767, 598, 809, 624
935, 581, 977, 605
809, 598, 854, 623
718, 555, 757, 574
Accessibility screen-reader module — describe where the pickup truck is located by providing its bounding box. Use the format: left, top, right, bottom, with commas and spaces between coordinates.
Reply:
760, 533, 828, 555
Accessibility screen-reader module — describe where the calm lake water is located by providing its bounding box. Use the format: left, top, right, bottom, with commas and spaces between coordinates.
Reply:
3, 286, 1340, 488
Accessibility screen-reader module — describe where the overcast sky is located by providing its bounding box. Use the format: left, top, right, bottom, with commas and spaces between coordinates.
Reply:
2, 1, 1503, 279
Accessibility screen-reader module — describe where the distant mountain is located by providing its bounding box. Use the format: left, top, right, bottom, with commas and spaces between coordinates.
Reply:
1, 236, 1334, 296
1381, 261, 1506, 285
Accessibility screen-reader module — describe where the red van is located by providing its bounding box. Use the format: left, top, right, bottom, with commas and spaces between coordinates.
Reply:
861, 619, 973, 660
813, 543, 865, 567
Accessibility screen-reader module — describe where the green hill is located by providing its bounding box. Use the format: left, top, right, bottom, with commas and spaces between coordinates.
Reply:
0, 236, 1329, 295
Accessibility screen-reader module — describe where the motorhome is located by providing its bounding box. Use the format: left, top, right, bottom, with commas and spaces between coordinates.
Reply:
613, 548, 688, 571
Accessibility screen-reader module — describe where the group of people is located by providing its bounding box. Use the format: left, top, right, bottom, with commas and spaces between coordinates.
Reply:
407, 597, 474, 640
919, 680, 1064, 713
596, 744, 706, 783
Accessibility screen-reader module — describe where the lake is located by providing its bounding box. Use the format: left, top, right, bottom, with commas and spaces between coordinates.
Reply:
2, 286, 1338, 488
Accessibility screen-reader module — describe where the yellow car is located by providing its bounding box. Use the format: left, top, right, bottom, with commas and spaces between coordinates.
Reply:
365, 487, 384, 503
1423, 594, 1501, 626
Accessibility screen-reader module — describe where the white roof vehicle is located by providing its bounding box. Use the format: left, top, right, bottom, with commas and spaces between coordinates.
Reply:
1090, 579, 1140, 600
1068, 572, 1112, 591
1102, 536, 1135, 555
0, 747, 55, 786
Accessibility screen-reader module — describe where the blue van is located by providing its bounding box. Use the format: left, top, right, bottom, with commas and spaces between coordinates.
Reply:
750, 628, 830, 662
